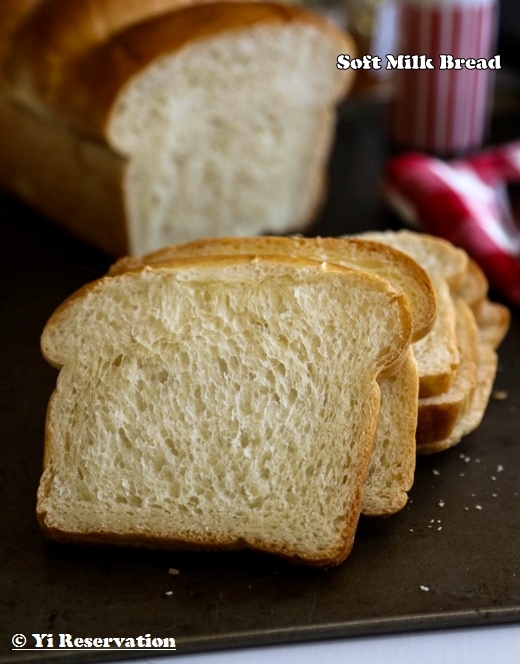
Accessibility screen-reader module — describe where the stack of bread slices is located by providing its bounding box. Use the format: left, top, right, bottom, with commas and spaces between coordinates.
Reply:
359, 230, 510, 455
37, 231, 509, 567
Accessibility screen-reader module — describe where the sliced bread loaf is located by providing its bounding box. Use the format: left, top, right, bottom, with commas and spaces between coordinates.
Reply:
1, 3, 355, 255
38, 255, 412, 566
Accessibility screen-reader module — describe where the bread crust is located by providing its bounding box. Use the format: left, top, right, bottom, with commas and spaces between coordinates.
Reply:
5, 2, 355, 139
0, 0, 44, 84
35, 514, 360, 569
416, 300, 478, 447
0, 95, 130, 255
3, 0, 273, 103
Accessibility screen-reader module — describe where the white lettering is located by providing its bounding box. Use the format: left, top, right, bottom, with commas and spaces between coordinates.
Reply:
386, 54, 400, 69
336, 54, 351, 70
59, 634, 74, 648
336, 54, 382, 70
386, 54, 434, 69
37, 633, 177, 649
32, 634, 53, 648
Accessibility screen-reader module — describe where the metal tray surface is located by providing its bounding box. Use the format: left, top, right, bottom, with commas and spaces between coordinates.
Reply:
1, 104, 519, 662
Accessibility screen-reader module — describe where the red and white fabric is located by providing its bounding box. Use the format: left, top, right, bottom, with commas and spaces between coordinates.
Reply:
383, 142, 520, 307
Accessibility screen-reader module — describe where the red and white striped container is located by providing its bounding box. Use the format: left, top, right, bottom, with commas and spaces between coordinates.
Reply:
391, 0, 498, 156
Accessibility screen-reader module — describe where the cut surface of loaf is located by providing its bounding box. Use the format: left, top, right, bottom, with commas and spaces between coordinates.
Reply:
111, 234, 436, 515
38, 255, 412, 566
359, 230, 465, 397
1, 3, 355, 255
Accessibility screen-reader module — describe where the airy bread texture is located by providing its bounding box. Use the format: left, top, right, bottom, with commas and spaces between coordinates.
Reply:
0, 2, 355, 255
111, 235, 435, 516
111, 235, 436, 341
38, 255, 412, 566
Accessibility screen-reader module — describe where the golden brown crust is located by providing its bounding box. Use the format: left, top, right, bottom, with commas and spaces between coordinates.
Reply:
0, 0, 44, 85
456, 257, 489, 312
36, 511, 358, 567
3, 0, 244, 106
475, 299, 511, 349
416, 300, 478, 447
43, 253, 411, 352
0, 95, 130, 255
6, 1, 355, 139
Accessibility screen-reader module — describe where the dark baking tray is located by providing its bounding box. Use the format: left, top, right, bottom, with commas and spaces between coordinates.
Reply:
1, 99, 519, 663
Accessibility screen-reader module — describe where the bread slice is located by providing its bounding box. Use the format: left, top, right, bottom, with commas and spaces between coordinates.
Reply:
474, 299, 511, 350
455, 252, 510, 350
362, 347, 418, 515
416, 300, 478, 449
359, 230, 469, 291
111, 235, 436, 515
38, 255, 412, 566
455, 257, 489, 313
359, 230, 465, 397
1, 3, 355, 255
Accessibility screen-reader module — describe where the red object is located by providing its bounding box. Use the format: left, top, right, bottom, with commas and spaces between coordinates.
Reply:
383, 143, 520, 307
392, 0, 497, 156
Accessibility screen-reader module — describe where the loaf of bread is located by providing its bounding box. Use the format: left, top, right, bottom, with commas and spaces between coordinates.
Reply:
38, 254, 412, 566
0, 1, 355, 255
